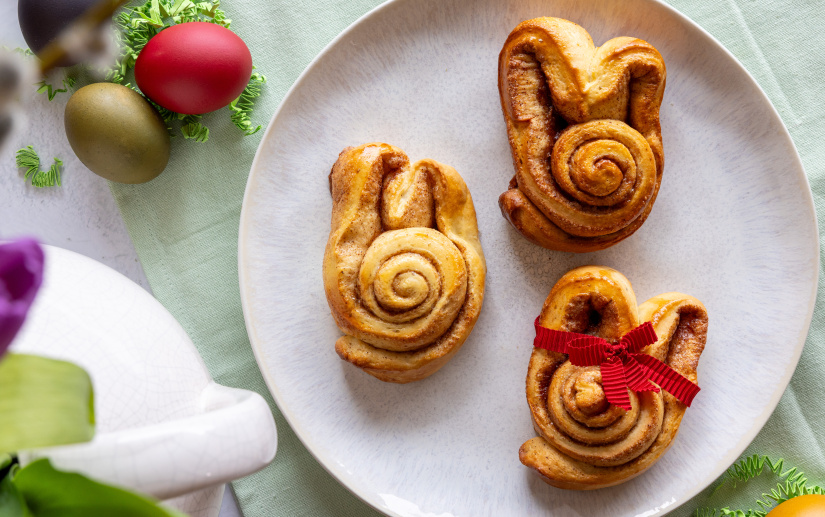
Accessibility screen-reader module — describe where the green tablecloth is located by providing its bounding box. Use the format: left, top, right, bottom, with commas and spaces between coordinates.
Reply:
109, 0, 825, 515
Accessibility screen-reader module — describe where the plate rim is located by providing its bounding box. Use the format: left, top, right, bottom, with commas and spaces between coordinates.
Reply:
238, 0, 820, 514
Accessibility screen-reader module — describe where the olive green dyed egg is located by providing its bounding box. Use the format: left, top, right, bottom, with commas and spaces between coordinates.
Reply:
65, 83, 170, 184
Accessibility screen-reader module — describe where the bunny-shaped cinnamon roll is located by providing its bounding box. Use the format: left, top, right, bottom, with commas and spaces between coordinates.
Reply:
499, 18, 666, 252
522, 266, 707, 489
323, 143, 486, 383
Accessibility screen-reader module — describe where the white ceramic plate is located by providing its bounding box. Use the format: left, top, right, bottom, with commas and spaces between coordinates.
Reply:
239, 0, 818, 515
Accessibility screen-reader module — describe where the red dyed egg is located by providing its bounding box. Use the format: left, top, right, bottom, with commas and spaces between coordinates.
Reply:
135, 22, 252, 115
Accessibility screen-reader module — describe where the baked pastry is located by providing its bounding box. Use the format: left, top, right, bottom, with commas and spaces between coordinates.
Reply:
323, 143, 486, 383
521, 266, 707, 489
498, 18, 666, 252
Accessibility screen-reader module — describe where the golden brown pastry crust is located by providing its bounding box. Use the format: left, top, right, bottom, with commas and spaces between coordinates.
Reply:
498, 18, 666, 252
323, 143, 486, 383
521, 266, 707, 489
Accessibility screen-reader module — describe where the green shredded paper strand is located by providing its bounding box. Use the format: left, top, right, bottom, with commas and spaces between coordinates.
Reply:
695, 455, 825, 517
36, 76, 76, 102
229, 71, 266, 136
14, 146, 63, 188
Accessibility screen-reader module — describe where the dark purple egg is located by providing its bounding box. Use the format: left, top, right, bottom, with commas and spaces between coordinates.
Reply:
18, 0, 101, 66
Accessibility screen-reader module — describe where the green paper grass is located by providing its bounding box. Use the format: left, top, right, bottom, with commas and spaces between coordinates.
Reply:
36, 76, 76, 102
229, 71, 266, 136
11, 48, 79, 101
180, 114, 210, 142
695, 455, 825, 517
14, 146, 63, 188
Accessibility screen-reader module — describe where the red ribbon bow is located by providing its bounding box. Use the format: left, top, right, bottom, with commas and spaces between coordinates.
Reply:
533, 318, 700, 411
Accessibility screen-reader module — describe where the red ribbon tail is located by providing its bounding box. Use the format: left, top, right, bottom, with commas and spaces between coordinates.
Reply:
633, 354, 701, 407
600, 358, 632, 411
623, 356, 660, 393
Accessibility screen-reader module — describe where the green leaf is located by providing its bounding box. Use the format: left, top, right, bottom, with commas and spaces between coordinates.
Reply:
0, 454, 14, 486
0, 354, 94, 453
0, 470, 31, 517
13, 459, 185, 517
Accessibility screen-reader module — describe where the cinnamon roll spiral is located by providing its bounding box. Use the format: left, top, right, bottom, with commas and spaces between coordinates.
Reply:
323, 143, 486, 383
521, 266, 707, 489
498, 18, 666, 252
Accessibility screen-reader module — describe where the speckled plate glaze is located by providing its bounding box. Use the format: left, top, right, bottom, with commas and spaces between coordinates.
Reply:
238, 0, 818, 515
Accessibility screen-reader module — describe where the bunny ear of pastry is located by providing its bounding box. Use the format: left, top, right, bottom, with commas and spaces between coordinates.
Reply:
521, 268, 708, 489
638, 293, 708, 386
324, 143, 486, 383
537, 265, 639, 341
498, 17, 666, 252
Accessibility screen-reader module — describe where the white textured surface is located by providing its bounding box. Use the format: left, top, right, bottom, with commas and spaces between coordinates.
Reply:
239, 0, 818, 516
11, 247, 276, 516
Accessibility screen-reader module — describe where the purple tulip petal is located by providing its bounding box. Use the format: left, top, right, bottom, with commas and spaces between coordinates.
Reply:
0, 239, 44, 358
